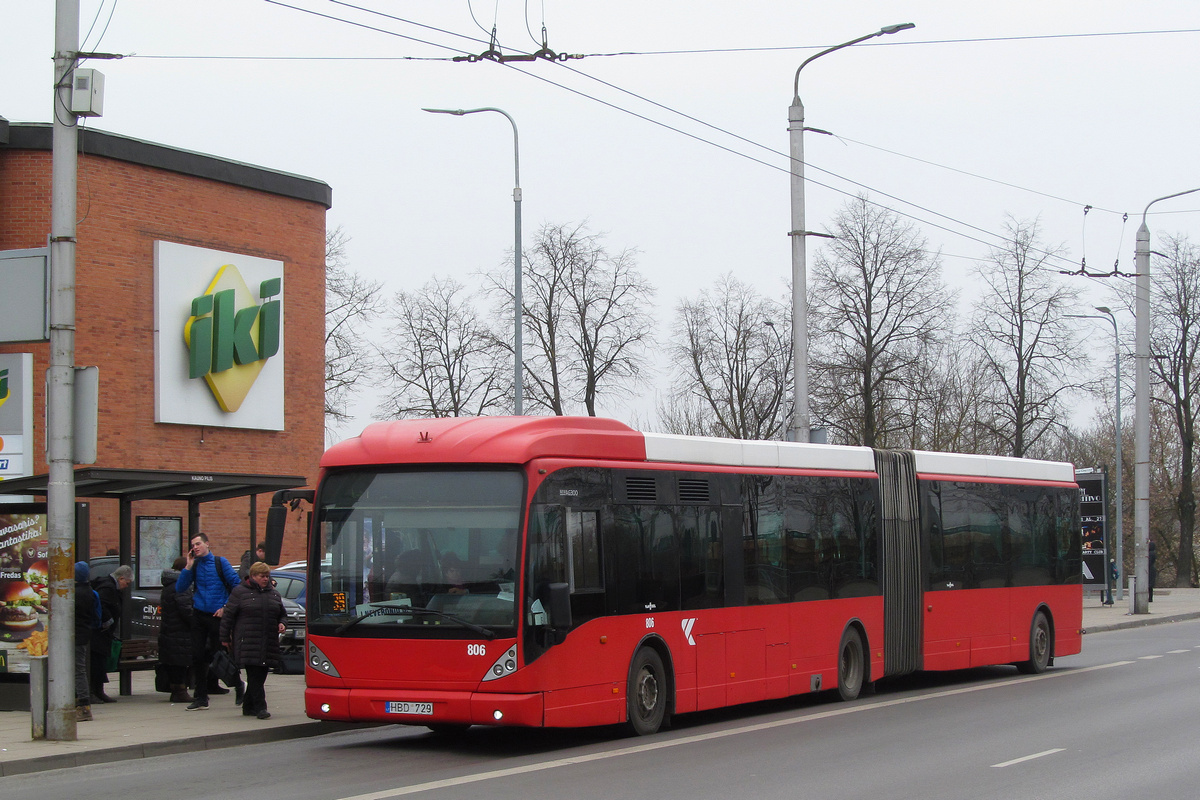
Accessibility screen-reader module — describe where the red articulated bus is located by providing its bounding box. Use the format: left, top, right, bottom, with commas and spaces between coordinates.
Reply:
269, 416, 1081, 736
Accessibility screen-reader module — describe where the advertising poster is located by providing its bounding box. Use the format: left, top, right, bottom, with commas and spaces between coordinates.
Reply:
1077, 471, 1107, 591
0, 505, 48, 673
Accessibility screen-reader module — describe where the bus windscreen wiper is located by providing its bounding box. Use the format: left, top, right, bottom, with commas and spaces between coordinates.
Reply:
334, 604, 496, 639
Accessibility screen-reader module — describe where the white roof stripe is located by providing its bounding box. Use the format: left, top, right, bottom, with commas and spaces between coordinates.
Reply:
643, 433, 876, 471
640, 433, 1074, 482
911, 450, 1075, 483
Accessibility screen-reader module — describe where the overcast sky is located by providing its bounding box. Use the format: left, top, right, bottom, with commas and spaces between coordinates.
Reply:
4, 1, 1199, 441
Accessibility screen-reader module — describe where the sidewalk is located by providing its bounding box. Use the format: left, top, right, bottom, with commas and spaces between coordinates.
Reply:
1080, 586, 1200, 633
3, 590, 1199, 777
0, 670, 363, 777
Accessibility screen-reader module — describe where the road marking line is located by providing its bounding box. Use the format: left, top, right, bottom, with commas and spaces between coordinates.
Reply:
336, 661, 1134, 800
1138, 655, 1163, 660
991, 748, 1065, 768
1168, 649, 1190, 654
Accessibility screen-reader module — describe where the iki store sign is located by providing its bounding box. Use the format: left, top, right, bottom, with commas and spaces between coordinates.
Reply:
154, 242, 285, 430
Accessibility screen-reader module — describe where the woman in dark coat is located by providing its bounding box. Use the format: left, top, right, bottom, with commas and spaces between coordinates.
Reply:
159, 556, 194, 703
219, 561, 285, 720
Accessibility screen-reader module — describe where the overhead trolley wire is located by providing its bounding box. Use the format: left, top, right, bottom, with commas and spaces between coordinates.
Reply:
212, 1, 1153, 271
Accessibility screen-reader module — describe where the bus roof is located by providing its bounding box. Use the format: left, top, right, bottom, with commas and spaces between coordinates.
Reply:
322, 416, 646, 467
324, 417, 1075, 484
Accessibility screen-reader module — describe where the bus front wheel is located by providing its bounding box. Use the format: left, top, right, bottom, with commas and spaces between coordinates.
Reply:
1017, 611, 1051, 675
837, 627, 866, 702
626, 647, 668, 736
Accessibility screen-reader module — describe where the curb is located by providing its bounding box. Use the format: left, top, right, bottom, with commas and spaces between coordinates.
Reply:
1083, 610, 1200, 635
0, 720, 372, 778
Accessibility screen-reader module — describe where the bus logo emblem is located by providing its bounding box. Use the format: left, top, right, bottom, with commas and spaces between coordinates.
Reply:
682, 618, 696, 646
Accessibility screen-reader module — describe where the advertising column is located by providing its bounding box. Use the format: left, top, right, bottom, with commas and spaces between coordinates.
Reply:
1076, 470, 1109, 600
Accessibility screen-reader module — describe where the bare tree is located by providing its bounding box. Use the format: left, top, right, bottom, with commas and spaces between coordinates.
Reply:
894, 336, 998, 453
808, 195, 952, 448
325, 226, 383, 427
376, 277, 509, 418
662, 275, 790, 440
485, 222, 656, 416
970, 217, 1091, 458
1145, 234, 1200, 586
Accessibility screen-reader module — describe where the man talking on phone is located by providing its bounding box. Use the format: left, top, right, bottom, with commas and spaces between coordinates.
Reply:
176, 532, 245, 710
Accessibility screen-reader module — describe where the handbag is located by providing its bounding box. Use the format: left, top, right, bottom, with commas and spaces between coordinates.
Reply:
154, 663, 170, 693
209, 647, 239, 684
105, 638, 122, 672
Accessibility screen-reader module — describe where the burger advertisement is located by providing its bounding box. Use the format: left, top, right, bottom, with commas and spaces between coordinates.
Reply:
0, 508, 49, 673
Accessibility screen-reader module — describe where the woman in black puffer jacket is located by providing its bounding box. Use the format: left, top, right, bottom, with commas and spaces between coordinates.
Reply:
159, 557, 194, 703
219, 561, 285, 720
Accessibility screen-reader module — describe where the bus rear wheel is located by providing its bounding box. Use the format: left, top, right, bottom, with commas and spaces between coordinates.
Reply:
837, 628, 866, 702
1017, 611, 1051, 675
626, 647, 667, 736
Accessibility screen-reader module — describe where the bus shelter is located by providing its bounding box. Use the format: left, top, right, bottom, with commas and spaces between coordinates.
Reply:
0, 467, 306, 693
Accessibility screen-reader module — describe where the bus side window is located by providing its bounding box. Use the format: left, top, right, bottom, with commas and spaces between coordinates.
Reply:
566, 510, 602, 592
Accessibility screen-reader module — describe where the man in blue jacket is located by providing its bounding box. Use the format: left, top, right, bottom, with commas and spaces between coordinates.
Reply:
177, 532, 245, 710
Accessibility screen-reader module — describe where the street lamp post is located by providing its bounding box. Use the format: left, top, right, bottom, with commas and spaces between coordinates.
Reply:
422, 107, 523, 415
1133, 187, 1200, 613
1067, 308, 1124, 602
789, 23, 914, 443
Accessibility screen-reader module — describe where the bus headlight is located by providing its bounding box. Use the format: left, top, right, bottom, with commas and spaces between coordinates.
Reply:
482, 645, 518, 682
308, 641, 340, 677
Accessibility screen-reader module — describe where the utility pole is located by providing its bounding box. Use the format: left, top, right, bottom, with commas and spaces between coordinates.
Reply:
788, 23, 915, 443
1133, 187, 1200, 614
46, 0, 80, 740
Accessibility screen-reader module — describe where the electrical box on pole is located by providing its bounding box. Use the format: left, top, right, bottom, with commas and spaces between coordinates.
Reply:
69, 68, 104, 117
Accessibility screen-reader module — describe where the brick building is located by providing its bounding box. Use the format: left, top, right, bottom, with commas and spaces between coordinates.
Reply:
0, 119, 329, 566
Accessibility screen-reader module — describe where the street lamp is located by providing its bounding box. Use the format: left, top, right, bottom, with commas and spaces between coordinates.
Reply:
422, 106, 524, 414
789, 23, 915, 443
1067, 307, 1124, 602
1133, 187, 1200, 613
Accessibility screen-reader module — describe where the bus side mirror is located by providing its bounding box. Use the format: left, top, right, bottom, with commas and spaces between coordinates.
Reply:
545, 582, 572, 645
534, 582, 572, 645
265, 505, 287, 564
265, 489, 314, 565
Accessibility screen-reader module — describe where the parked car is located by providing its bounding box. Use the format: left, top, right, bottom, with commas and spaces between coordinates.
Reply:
88, 556, 160, 640
270, 569, 332, 607
270, 569, 323, 674
277, 594, 306, 674
88, 557, 306, 673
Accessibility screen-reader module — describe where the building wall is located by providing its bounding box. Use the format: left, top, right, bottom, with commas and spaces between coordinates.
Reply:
0, 146, 326, 566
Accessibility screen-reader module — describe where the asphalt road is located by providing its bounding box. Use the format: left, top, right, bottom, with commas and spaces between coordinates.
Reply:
6, 621, 1199, 799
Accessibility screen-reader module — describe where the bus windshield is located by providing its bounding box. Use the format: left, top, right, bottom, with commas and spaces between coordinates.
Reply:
311, 468, 523, 637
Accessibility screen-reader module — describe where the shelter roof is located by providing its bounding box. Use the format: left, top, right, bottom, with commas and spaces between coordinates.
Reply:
0, 467, 307, 504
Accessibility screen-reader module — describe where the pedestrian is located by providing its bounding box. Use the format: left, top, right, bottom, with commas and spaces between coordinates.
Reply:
158, 556, 194, 703
90, 564, 131, 704
220, 561, 286, 720
74, 562, 100, 721
176, 532, 245, 710
239, 541, 268, 579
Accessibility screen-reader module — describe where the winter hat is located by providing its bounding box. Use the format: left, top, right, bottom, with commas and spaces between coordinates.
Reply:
75, 561, 89, 582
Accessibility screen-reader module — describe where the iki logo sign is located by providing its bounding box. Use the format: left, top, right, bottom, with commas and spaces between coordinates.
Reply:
184, 266, 280, 412
154, 242, 284, 431
0, 369, 9, 410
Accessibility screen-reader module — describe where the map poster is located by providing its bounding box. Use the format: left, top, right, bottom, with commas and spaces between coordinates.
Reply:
0, 504, 48, 673
136, 516, 182, 590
